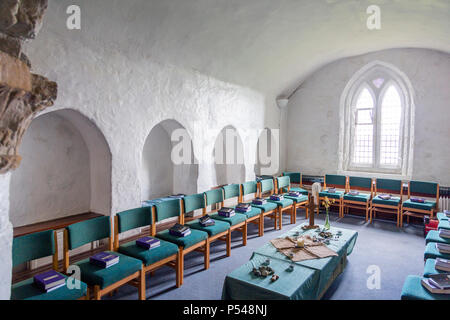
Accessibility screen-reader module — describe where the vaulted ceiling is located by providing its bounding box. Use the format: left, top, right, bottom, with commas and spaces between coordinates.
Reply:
44, 0, 450, 98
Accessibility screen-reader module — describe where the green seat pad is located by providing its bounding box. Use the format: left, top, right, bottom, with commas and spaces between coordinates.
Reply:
75, 251, 142, 289
157, 228, 208, 249
286, 187, 308, 196
267, 198, 294, 208
186, 219, 230, 236
401, 275, 450, 300
233, 206, 262, 219
11, 275, 87, 300
426, 230, 450, 245
438, 220, 450, 231
284, 194, 308, 203
210, 212, 247, 226
403, 199, 436, 211
343, 193, 371, 203
250, 201, 277, 212
424, 242, 450, 260
319, 191, 344, 200
437, 212, 449, 221
372, 195, 401, 206
118, 240, 179, 267
423, 259, 447, 278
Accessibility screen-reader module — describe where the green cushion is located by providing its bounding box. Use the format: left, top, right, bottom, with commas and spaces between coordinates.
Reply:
186, 219, 230, 236
438, 220, 450, 231
210, 212, 247, 226
155, 199, 182, 222
156, 228, 208, 248
424, 242, 450, 260
260, 179, 274, 193
67, 216, 110, 250
284, 194, 308, 203
13, 230, 55, 267
283, 172, 301, 184
410, 181, 438, 196
233, 205, 262, 219
372, 195, 401, 206
242, 181, 258, 196
349, 176, 372, 189
75, 251, 142, 289
401, 275, 450, 300
289, 187, 309, 196
223, 184, 240, 200
426, 230, 450, 245
437, 213, 449, 221
118, 240, 179, 267
117, 207, 152, 233
375, 178, 402, 193
423, 259, 446, 278
403, 199, 436, 211
267, 198, 294, 208
343, 193, 371, 203
276, 176, 290, 189
251, 201, 277, 212
11, 275, 87, 300
319, 191, 344, 199
183, 193, 205, 213
325, 174, 346, 186
205, 189, 224, 206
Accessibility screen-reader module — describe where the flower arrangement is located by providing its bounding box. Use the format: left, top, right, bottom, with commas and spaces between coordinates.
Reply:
321, 197, 335, 230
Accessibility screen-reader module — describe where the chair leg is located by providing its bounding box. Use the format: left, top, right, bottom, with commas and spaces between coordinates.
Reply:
85, 286, 90, 300
279, 208, 283, 230
305, 206, 309, 219
274, 211, 278, 230
242, 223, 248, 246
93, 285, 101, 300
260, 214, 265, 236
179, 249, 185, 286
204, 239, 210, 270
396, 208, 400, 228
226, 229, 231, 257
176, 250, 182, 288
138, 269, 146, 301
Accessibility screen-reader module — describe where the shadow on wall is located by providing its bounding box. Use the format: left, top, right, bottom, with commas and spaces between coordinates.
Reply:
140, 119, 198, 201
213, 125, 246, 186
10, 109, 112, 227
254, 128, 278, 177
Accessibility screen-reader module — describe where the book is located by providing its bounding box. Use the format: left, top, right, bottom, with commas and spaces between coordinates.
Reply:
436, 243, 450, 254
436, 258, 450, 272
444, 210, 450, 217
169, 194, 185, 199
326, 188, 336, 193
218, 207, 235, 218
421, 278, 450, 294
90, 252, 120, 269
270, 194, 284, 201
136, 236, 161, 250
199, 215, 215, 227
288, 191, 300, 197
411, 197, 425, 203
252, 198, 267, 205
235, 203, 251, 213
439, 229, 450, 239
169, 223, 191, 237
348, 190, 360, 196
378, 194, 392, 200
428, 273, 450, 290
34, 270, 66, 292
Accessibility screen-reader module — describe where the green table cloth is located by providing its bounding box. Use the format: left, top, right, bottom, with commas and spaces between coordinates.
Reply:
222, 224, 358, 300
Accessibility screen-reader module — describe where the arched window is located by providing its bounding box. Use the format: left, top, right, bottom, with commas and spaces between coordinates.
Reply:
340, 61, 414, 177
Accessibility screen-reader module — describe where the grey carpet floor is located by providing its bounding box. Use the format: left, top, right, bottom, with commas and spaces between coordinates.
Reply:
105, 210, 426, 300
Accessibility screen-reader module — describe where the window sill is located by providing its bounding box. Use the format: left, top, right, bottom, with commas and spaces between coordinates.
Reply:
337, 169, 410, 180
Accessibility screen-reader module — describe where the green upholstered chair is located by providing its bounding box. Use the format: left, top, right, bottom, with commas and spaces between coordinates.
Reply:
370, 178, 403, 226
438, 220, 450, 231
207, 187, 248, 246
437, 212, 449, 221
11, 230, 88, 300
319, 174, 347, 218
423, 259, 446, 278
63, 216, 145, 300
252, 178, 281, 231
424, 242, 450, 261
282, 172, 309, 196
401, 275, 450, 300
154, 199, 209, 286
182, 193, 231, 257
114, 207, 180, 289
425, 230, 450, 245
343, 176, 373, 221
401, 181, 439, 227
276, 176, 308, 225
238, 181, 264, 237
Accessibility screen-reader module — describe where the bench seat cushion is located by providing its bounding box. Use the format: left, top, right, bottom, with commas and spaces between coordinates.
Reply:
157, 228, 208, 249
210, 213, 247, 226
343, 193, 371, 203
11, 275, 87, 300
118, 240, 178, 267
267, 198, 294, 208
75, 251, 142, 289
284, 194, 308, 204
186, 219, 230, 236
251, 202, 277, 213
425, 230, 450, 245
372, 195, 401, 206
424, 242, 450, 260
401, 275, 450, 300
403, 199, 436, 211
319, 191, 344, 200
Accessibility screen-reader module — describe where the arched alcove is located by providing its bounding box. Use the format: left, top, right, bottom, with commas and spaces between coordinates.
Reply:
213, 126, 246, 186
10, 109, 112, 227
254, 128, 279, 176
141, 120, 198, 201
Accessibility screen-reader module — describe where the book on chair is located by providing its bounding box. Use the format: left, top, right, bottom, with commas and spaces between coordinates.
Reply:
288, 191, 301, 197
348, 190, 360, 196
326, 188, 336, 193
439, 229, 450, 239
34, 270, 66, 293
436, 243, 450, 254
252, 198, 267, 205
444, 210, 450, 217
136, 236, 161, 250
236, 203, 251, 213
199, 215, 215, 227
411, 197, 425, 203
270, 194, 284, 201
218, 207, 235, 218
378, 194, 392, 200
421, 277, 450, 294
89, 252, 120, 269
436, 258, 450, 272
428, 273, 450, 290
169, 223, 191, 237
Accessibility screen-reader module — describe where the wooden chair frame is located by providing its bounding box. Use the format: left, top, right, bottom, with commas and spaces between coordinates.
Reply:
262, 179, 294, 230
153, 202, 209, 287
275, 178, 307, 225
319, 176, 347, 218
63, 217, 145, 300
370, 180, 403, 227
400, 182, 440, 227
239, 184, 264, 237
343, 178, 373, 222
113, 215, 181, 290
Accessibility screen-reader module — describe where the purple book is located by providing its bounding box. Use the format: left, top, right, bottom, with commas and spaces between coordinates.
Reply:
270, 194, 284, 201
348, 190, 360, 196
411, 197, 425, 203
34, 270, 65, 291
90, 252, 120, 268
218, 207, 235, 217
327, 188, 336, 193
136, 237, 160, 250
378, 194, 392, 200
252, 198, 267, 205
288, 191, 300, 197
236, 203, 251, 213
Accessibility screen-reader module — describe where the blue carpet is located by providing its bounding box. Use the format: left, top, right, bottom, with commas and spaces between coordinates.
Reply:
105, 210, 426, 300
